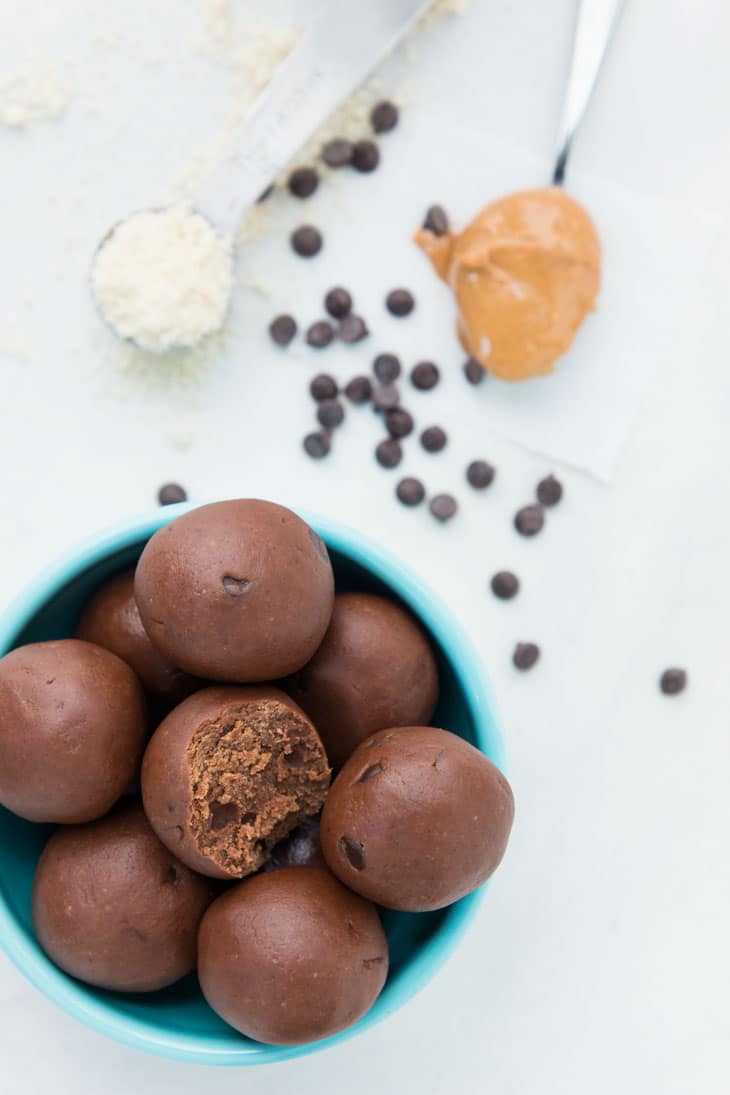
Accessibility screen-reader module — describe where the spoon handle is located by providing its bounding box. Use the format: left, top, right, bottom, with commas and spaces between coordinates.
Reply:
553, 0, 627, 185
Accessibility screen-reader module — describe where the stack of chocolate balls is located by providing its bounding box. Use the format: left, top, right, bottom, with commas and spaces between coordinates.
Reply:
0, 500, 514, 1047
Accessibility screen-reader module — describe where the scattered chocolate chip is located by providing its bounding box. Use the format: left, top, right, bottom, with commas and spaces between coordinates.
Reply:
421, 425, 447, 453
466, 460, 495, 489
269, 313, 297, 346
157, 483, 187, 506
345, 375, 372, 404
660, 668, 687, 695
386, 288, 415, 317
288, 166, 319, 198
429, 494, 458, 522
321, 138, 354, 167
410, 361, 440, 390
291, 225, 322, 257
423, 204, 449, 236
317, 399, 345, 430
222, 577, 250, 597
303, 431, 330, 459
385, 408, 414, 438
373, 353, 401, 383
537, 474, 563, 507
352, 140, 380, 173
338, 314, 369, 343
375, 438, 402, 468
339, 836, 365, 870
324, 287, 352, 319
372, 383, 400, 412
396, 477, 425, 506
513, 642, 540, 670
463, 357, 485, 385
514, 504, 545, 537
371, 100, 399, 133
309, 374, 338, 401
305, 320, 334, 348
491, 571, 519, 600
257, 184, 274, 203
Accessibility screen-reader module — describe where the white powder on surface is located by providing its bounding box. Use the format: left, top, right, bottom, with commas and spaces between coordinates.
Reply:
0, 59, 70, 128
91, 205, 233, 353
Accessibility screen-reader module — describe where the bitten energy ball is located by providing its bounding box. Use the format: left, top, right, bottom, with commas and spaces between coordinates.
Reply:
321, 726, 514, 911
76, 568, 199, 708
142, 686, 330, 879
284, 592, 439, 768
32, 801, 214, 992
135, 499, 334, 681
0, 639, 147, 824
198, 867, 388, 1045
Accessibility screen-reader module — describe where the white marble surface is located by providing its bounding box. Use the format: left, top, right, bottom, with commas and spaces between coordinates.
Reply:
0, 1, 729, 1092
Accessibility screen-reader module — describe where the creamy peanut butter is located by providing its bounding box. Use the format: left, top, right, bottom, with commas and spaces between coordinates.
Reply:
415, 187, 600, 381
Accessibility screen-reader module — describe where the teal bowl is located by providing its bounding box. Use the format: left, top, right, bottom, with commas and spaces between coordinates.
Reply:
0, 505, 505, 1065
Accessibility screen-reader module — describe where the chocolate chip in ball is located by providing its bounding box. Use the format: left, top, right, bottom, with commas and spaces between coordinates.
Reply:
291, 225, 323, 257
423, 205, 449, 236
373, 353, 401, 383
344, 376, 372, 404
317, 399, 345, 430
375, 438, 402, 468
352, 140, 380, 173
491, 571, 519, 600
514, 504, 545, 537
158, 483, 187, 506
324, 287, 352, 319
660, 668, 687, 695
309, 374, 338, 402
303, 432, 331, 459
386, 289, 415, 317
338, 314, 369, 344
396, 477, 425, 507
306, 320, 334, 349
429, 494, 458, 522
371, 100, 399, 134
321, 138, 354, 167
288, 167, 319, 198
410, 361, 440, 390
463, 357, 485, 385
513, 642, 540, 670
269, 314, 297, 347
385, 409, 414, 439
537, 474, 563, 507
372, 383, 400, 412
466, 460, 495, 489
421, 426, 447, 453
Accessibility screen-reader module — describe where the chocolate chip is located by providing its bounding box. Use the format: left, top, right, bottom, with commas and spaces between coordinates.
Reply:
513, 642, 540, 670
371, 100, 398, 133
338, 314, 369, 343
429, 494, 458, 522
491, 571, 519, 600
317, 399, 345, 429
222, 577, 250, 597
325, 287, 352, 319
514, 504, 545, 537
373, 353, 401, 383
157, 483, 187, 506
386, 288, 415, 317
303, 431, 330, 459
287, 166, 319, 198
339, 836, 365, 870
305, 320, 334, 348
375, 438, 402, 468
291, 225, 322, 257
467, 460, 495, 489
372, 383, 400, 412
537, 474, 563, 507
423, 204, 449, 236
660, 668, 687, 695
345, 375, 372, 404
309, 374, 338, 401
396, 477, 425, 506
410, 361, 440, 390
463, 357, 485, 385
321, 138, 354, 167
355, 763, 384, 784
352, 140, 380, 172
385, 408, 414, 438
421, 425, 447, 453
269, 314, 297, 346
165, 865, 179, 885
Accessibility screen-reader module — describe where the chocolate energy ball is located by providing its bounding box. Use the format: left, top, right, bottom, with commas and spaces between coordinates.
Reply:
321, 726, 514, 911
32, 801, 215, 992
284, 592, 439, 769
0, 639, 147, 824
134, 500, 335, 682
76, 568, 199, 708
198, 867, 388, 1044
141, 685, 330, 879
261, 815, 325, 872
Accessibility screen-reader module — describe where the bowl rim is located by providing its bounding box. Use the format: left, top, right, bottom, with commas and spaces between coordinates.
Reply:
0, 504, 505, 1066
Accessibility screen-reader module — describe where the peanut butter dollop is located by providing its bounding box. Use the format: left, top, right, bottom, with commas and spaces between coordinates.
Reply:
415, 187, 601, 381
